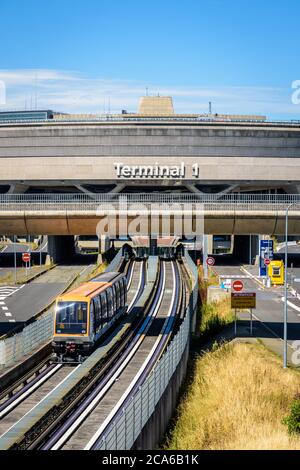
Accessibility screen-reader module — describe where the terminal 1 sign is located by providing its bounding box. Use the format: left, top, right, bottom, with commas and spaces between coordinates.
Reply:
114, 162, 201, 179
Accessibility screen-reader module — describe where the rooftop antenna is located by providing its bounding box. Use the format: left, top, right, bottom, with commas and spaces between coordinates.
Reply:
209, 101, 212, 115
146, 87, 148, 96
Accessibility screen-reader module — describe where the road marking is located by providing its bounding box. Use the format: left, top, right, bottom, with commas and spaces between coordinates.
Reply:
0, 285, 25, 323
281, 297, 300, 313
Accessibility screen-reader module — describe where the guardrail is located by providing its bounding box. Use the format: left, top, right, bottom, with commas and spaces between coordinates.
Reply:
0, 311, 53, 368
1, 193, 300, 212
97, 250, 198, 450
0, 117, 300, 125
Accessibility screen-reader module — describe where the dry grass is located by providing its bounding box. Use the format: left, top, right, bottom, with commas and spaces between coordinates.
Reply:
86, 261, 108, 280
199, 297, 234, 336
198, 265, 219, 303
165, 342, 300, 450
0, 266, 50, 285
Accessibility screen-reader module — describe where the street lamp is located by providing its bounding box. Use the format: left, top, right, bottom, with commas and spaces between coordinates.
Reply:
283, 202, 300, 368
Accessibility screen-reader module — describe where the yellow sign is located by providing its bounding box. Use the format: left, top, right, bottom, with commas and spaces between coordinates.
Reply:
231, 292, 256, 309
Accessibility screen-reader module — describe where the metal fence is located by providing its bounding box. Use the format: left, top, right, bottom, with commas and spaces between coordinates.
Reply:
0, 309, 53, 368
97, 250, 198, 450
1, 193, 300, 212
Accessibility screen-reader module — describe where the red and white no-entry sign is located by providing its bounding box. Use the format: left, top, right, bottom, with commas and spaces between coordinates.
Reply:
232, 280, 244, 292
264, 258, 271, 266
206, 256, 215, 266
22, 252, 31, 263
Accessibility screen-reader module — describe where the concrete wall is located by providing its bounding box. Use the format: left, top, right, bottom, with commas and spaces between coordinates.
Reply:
0, 122, 299, 185
133, 340, 189, 450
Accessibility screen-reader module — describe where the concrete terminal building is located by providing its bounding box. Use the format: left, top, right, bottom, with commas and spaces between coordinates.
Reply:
0, 96, 300, 262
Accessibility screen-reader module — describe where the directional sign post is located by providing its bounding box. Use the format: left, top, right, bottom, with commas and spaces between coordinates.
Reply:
231, 292, 256, 336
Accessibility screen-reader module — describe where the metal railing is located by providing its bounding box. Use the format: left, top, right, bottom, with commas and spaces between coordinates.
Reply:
1, 117, 300, 125
1, 193, 300, 212
97, 250, 198, 450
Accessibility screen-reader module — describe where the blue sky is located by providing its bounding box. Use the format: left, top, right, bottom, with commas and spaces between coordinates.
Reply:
0, 0, 299, 118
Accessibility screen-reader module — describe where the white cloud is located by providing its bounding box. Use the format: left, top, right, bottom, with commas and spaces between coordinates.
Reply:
0, 68, 299, 119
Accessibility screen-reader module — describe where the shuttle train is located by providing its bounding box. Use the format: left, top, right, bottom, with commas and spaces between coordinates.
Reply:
52, 271, 127, 361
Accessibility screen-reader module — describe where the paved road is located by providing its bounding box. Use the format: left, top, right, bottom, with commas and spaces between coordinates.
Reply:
277, 244, 300, 254
213, 265, 300, 360
1, 240, 48, 254
1, 243, 29, 254
0, 264, 94, 335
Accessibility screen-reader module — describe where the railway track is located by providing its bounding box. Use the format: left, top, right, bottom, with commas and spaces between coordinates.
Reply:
0, 257, 187, 450
0, 259, 146, 444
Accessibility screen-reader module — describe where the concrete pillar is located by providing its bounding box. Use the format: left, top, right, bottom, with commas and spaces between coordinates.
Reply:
203, 235, 208, 279
98, 235, 111, 254
149, 237, 157, 256
48, 235, 75, 264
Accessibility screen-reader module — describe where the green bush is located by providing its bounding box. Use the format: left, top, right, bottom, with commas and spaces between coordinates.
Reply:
283, 396, 300, 434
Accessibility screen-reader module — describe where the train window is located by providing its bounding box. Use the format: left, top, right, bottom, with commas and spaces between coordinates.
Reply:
100, 293, 108, 323
93, 296, 101, 331
122, 277, 127, 306
55, 301, 88, 334
112, 284, 117, 312
106, 288, 113, 320
116, 281, 121, 309
90, 301, 95, 333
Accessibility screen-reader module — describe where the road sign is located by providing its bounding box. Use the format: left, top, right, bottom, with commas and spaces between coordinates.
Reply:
260, 239, 273, 276
231, 292, 256, 309
264, 258, 271, 266
232, 280, 244, 292
206, 256, 215, 266
220, 278, 232, 290
22, 252, 31, 263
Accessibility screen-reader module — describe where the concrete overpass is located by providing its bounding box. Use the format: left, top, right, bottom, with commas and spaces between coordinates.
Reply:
1, 194, 300, 236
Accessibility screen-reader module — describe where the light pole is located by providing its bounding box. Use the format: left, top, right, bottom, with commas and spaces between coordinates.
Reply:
283, 202, 300, 368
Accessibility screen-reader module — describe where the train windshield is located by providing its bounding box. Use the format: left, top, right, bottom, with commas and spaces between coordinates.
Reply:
55, 301, 88, 334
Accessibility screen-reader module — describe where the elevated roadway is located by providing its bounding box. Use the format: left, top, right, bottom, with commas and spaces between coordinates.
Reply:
1, 194, 300, 236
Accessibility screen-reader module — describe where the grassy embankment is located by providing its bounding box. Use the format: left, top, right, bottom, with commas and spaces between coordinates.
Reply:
165, 341, 300, 450
163, 263, 300, 450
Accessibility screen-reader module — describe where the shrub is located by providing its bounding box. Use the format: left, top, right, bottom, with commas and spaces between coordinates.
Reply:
283, 395, 300, 434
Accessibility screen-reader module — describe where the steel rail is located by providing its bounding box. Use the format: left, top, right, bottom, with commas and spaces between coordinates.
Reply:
3, 258, 156, 450
88, 260, 183, 450
43, 259, 183, 451
39, 260, 165, 450
0, 259, 142, 439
